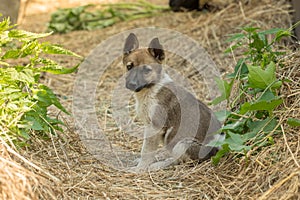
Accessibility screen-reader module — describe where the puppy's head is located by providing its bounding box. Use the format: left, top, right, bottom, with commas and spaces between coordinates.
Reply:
123, 33, 165, 92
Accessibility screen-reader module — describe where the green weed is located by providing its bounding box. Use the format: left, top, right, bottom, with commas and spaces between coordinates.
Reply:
0, 17, 82, 147
209, 26, 297, 164
47, 1, 169, 33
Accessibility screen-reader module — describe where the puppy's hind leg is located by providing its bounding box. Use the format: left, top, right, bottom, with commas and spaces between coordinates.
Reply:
149, 139, 200, 171
172, 137, 219, 163
148, 136, 222, 171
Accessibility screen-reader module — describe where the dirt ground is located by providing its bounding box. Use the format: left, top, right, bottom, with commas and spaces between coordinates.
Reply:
14, 0, 300, 199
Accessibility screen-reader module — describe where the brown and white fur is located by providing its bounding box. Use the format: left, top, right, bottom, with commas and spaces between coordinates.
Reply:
123, 33, 225, 172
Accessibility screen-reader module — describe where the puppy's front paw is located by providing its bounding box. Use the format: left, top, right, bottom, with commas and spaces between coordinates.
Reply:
132, 157, 141, 166
148, 157, 177, 171
128, 160, 152, 173
128, 165, 147, 173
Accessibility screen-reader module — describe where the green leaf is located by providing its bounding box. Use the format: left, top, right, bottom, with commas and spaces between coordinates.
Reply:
226, 132, 251, 151
28, 116, 45, 131
20, 40, 39, 57
211, 144, 230, 165
71, 5, 87, 15
8, 30, 52, 40
287, 118, 300, 127
271, 81, 282, 89
246, 118, 279, 145
34, 85, 69, 114
228, 132, 243, 144
19, 129, 30, 140
247, 118, 277, 132
258, 89, 276, 102
214, 110, 231, 122
226, 58, 248, 78
36, 58, 80, 74
39, 62, 79, 74
248, 62, 278, 89
225, 33, 245, 43
211, 78, 233, 105
18, 69, 35, 83
211, 96, 225, 106
249, 33, 265, 52
1, 87, 20, 94
240, 99, 283, 114
43, 85, 69, 114
48, 23, 68, 33
242, 27, 260, 33
23, 110, 48, 131
274, 30, 291, 43
2, 49, 20, 59
258, 28, 284, 35
42, 43, 82, 58
4, 68, 35, 83
0, 17, 15, 32
242, 131, 256, 141
224, 43, 241, 54
221, 118, 247, 133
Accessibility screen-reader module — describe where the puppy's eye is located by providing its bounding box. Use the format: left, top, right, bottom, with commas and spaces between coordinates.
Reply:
143, 66, 152, 74
126, 62, 134, 71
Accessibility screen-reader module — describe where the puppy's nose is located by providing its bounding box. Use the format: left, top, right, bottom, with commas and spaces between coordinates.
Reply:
126, 80, 137, 91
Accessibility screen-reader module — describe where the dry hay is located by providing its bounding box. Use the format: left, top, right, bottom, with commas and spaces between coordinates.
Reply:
0, 141, 37, 200
0, 139, 57, 200
5, 0, 300, 199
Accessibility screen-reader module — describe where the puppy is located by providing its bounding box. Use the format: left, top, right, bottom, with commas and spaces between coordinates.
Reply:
123, 33, 224, 172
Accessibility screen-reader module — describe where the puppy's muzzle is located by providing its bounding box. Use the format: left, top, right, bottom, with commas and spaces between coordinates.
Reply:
126, 67, 151, 92
126, 80, 146, 92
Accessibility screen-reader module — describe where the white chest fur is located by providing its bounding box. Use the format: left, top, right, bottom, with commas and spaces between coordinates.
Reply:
134, 73, 172, 125
134, 90, 157, 124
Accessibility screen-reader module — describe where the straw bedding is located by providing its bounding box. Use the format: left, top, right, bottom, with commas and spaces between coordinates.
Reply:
2, 0, 299, 199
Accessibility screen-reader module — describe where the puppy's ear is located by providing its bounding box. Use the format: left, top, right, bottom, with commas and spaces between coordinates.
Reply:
148, 38, 165, 61
123, 33, 139, 55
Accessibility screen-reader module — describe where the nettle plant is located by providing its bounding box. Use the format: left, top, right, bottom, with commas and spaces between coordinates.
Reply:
209, 26, 294, 164
0, 17, 81, 146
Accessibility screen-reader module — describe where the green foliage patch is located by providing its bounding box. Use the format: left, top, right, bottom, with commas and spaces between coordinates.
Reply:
0, 17, 82, 146
209, 26, 296, 164
47, 1, 169, 34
